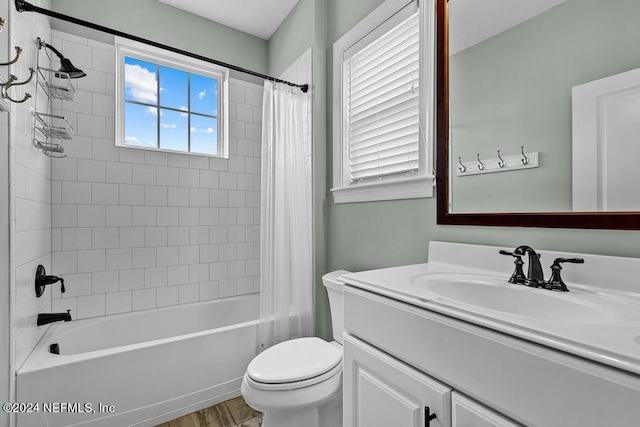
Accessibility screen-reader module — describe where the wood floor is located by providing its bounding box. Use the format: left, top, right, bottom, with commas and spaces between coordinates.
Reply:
156, 396, 262, 427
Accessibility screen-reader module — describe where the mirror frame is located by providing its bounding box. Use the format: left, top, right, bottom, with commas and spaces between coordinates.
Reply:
435, 0, 640, 230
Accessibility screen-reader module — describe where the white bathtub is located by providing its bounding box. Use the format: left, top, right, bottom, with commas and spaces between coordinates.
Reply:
17, 294, 259, 427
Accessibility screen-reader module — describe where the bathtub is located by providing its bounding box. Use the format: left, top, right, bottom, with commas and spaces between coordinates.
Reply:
16, 294, 260, 427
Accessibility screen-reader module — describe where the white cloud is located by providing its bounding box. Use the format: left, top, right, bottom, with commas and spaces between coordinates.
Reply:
199, 89, 207, 100
190, 126, 197, 133
160, 123, 177, 129
179, 106, 188, 118
125, 64, 157, 104
146, 106, 158, 116
125, 136, 140, 144
203, 127, 214, 134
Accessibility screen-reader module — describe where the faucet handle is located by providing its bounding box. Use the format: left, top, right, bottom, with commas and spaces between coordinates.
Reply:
545, 257, 584, 292
499, 249, 527, 284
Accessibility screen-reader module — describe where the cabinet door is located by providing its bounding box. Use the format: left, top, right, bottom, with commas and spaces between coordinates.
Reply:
452, 392, 521, 427
344, 333, 452, 427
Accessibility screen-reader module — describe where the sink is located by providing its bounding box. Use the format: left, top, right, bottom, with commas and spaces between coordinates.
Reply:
410, 273, 612, 323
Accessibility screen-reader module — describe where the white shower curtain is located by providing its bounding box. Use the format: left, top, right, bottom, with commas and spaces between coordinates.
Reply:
258, 80, 313, 352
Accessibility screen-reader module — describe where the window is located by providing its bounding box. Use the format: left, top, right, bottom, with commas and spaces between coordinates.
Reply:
332, 0, 435, 203
116, 40, 229, 157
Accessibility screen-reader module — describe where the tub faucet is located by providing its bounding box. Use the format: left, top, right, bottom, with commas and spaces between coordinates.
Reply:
513, 245, 545, 288
37, 310, 72, 326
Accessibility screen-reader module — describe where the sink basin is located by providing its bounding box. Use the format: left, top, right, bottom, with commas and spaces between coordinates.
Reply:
411, 273, 612, 323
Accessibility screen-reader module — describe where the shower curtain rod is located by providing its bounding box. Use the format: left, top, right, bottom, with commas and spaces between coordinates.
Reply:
14, 0, 309, 93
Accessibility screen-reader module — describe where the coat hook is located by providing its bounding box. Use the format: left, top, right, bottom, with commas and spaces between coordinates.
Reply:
4, 68, 35, 88
497, 150, 505, 168
476, 153, 484, 170
1, 85, 31, 103
1, 46, 23, 67
520, 146, 529, 165
457, 157, 466, 173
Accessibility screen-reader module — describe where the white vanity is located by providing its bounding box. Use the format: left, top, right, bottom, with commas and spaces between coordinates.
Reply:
341, 242, 640, 426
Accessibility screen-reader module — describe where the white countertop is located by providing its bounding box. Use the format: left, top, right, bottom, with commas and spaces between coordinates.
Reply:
342, 242, 640, 376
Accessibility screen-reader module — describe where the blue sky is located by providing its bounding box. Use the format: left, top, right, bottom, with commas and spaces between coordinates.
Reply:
124, 56, 218, 155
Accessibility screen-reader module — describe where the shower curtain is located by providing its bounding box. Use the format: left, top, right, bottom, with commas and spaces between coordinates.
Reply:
258, 80, 313, 351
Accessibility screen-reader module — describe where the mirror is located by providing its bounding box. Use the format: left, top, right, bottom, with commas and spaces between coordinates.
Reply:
436, 0, 640, 229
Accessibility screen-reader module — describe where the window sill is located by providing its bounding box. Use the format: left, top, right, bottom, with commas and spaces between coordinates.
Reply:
331, 175, 434, 204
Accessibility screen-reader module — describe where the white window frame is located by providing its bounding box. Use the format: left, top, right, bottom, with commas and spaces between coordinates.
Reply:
331, 0, 435, 203
115, 38, 230, 158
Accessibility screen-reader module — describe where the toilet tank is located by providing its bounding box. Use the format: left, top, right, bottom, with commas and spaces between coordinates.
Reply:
322, 270, 350, 345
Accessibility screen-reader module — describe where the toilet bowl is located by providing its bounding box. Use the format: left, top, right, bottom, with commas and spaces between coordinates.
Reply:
241, 270, 349, 427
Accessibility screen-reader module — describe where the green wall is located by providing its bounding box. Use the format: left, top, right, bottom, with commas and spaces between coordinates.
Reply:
50, 0, 268, 74
267, 0, 330, 340
325, 0, 640, 337
450, 0, 640, 213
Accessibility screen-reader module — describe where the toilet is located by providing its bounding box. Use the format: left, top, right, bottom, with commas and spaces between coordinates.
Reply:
241, 270, 349, 427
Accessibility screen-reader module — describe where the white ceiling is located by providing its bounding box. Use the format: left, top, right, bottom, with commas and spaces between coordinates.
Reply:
157, 0, 300, 40
449, 0, 567, 55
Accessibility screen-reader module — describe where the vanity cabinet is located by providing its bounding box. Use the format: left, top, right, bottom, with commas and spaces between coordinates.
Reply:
343, 285, 640, 426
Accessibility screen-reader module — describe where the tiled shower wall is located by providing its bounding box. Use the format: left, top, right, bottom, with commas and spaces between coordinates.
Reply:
49, 31, 262, 319
9, 0, 52, 398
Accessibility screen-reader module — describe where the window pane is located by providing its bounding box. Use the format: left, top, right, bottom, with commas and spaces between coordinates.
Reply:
190, 74, 218, 116
125, 102, 158, 148
124, 57, 158, 104
159, 65, 188, 110
159, 109, 189, 152
190, 114, 217, 155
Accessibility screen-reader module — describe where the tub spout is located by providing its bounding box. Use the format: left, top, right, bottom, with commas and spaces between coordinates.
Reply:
37, 310, 72, 326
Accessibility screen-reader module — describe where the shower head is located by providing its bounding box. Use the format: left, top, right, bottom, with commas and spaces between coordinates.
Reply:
42, 41, 87, 79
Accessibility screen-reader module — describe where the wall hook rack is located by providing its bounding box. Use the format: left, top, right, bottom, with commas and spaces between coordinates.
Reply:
456, 148, 539, 177
0, 46, 22, 67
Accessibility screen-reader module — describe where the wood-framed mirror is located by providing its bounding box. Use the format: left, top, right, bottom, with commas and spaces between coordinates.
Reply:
436, 0, 640, 229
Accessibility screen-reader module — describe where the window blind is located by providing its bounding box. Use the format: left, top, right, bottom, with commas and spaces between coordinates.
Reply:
345, 11, 420, 183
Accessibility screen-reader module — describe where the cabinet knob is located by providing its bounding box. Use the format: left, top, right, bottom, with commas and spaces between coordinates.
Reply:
425, 406, 437, 426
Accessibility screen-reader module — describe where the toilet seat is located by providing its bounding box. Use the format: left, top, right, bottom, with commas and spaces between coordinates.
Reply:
246, 337, 343, 391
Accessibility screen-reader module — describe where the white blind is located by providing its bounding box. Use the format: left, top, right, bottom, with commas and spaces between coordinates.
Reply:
345, 11, 420, 183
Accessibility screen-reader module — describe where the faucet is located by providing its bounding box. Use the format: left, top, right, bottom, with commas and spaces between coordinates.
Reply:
37, 310, 72, 326
512, 245, 545, 288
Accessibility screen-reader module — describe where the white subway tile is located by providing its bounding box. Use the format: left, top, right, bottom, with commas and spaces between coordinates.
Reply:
219, 172, 237, 190
59, 273, 91, 297
168, 226, 189, 246
119, 148, 145, 164
179, 207, 199, 226
246, 158, 260, 174
179, 168, 199, 187
106, 206, 132, 226
144, 150, 167, 166
200, 244, 219, 263
93, 93, 115, 118
52, 157, 77, 181
77, 113, 105, 138
76, 294, 106, 319
145, 186, 168, 206
245, 88, 262, 107
228, 191, 246, 208
106, 291, 132, 315
189, 264, 209, 283
77, 249, 105, 273
132, 289, 156, 311
237, 174, 254, 191
52, 228, 61, 252
228, 226, 245, 243
219, 208, 237, 225
120, 184, 145, 206
145, 227, 167, 247
236, 104, 252, 122
228, 260, 245, 279
199, 170, 219, 189
179, 245, 199, 265
199, 282, 219, 301
229, 120, 245, 138
91, 183, 119, 205
157, 207, 179, 226
209, 157, 228, 171
168, 265, 189, 286
189, 188, 209, 207
237, 208, 253, 225
167, 153, 190, 168
189, 226, 209, 245
62, 182, 91, 204
106, 248, 132, 270
179, 283, 199, 304
245, 123, 261, 141
145, 266, 168, 288
209, 189, 228, 207
246, 191, 260, 208
157, 166, 179, 186
119, 269, 145, 291
209, 262, 228, 281
132, 247, 156, 268
92, 270, 118, 294
157, 246, 179, 266
209, 226, 228, 244
246, 259, 259, 276
229, 83, 245, 103
218, 279, 237, 298
92, 227, 119, 249
119, 227, 145, 248
237, 277, 254, 295
168, 187, 190, 206
93, 48, 115, 73
61, 228, 92, 250
77, 69, 106, 93
132, 206, 156, 226
77, 205, 105, 227
92, 138, 119, 161
52, 251, 77, 274
199, 207, 219, 226
52, 204, 77, 228
189, 156, 209, 170
156, 286, 179, 307
219, 243, 237, 261
52, 297, 77, 315
228, 156, 245, 173
237, 242, 254, 260
106, 162, 133, 184
133, 164, 157, 185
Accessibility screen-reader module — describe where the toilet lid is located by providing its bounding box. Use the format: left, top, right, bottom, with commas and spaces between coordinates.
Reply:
247, 337, 342, 384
